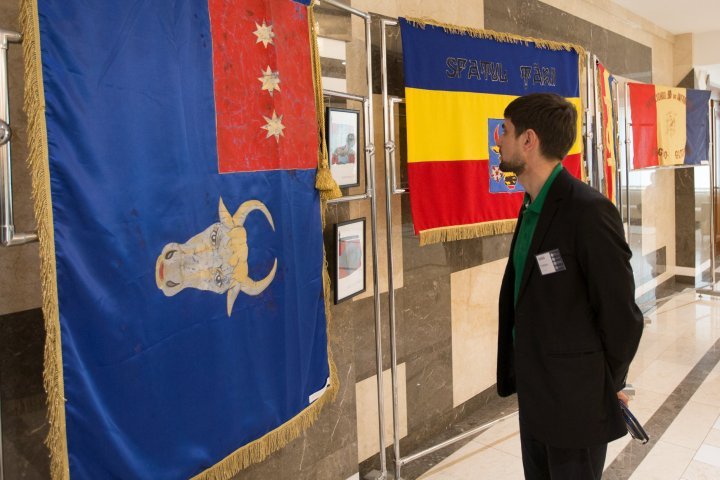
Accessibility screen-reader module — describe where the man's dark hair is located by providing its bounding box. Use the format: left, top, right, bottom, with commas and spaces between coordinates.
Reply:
503, 93, 577, 160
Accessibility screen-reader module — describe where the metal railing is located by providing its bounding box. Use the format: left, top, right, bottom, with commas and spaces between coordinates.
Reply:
0, 28, 36, 247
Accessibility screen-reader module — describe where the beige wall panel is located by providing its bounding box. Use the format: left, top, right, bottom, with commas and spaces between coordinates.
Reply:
640, 169, 676, 270
355, 364, 408, 462
540, 0, 674, 85
351, 0, 484, 27
451, 257, 507, 407
673, 34, 693, 87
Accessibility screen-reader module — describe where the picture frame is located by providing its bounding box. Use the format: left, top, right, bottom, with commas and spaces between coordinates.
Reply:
326, 107, 361, 188
334, 218, 366, 304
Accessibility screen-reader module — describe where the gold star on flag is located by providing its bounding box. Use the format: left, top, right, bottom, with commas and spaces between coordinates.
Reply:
258, 66, 281, 96
253, 21, 275, 48
261, 111, 285, 143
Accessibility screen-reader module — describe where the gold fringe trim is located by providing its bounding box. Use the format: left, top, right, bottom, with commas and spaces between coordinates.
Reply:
20, 1, 69, 479
419, 219, 518, 246
193, 2, 340, 478
404, 16, 586, 56
309, 4, 341, 202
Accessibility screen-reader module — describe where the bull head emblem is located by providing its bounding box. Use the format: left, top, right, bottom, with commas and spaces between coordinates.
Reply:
155, 198, 277, 316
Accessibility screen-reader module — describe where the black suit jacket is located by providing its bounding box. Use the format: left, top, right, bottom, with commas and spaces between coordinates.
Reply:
497, 168, 643, 448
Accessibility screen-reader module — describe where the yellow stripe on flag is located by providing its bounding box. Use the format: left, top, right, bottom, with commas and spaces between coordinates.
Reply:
406, 87, 582, 163
654, 86, 687, 166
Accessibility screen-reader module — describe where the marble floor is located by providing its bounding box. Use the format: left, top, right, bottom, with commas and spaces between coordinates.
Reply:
417, 292, 720, 480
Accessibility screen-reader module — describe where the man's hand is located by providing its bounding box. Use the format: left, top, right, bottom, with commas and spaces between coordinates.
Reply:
617, 390, 630, 406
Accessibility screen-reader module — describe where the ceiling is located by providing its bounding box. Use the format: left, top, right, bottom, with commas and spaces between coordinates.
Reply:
611, 0, 720, 34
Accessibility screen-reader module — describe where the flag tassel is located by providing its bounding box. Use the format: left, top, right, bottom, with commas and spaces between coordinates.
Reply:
309, 5, 341, 202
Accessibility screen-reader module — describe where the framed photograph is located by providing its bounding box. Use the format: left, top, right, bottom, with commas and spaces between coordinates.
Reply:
326, 107, 361, 188
334, 218, 366, 303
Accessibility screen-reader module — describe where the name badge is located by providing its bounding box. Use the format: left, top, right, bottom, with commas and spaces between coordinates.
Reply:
535, 249, 566, 275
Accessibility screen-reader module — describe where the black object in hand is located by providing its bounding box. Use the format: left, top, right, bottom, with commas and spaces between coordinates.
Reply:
619, 400, 649, 444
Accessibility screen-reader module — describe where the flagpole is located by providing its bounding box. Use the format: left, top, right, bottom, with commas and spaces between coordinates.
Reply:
584, 53, 594, 187
593, 55, 604, 194
379, 17, 404, 480
711, 100, 717, 286
613, 79, 623, 209
624, 83, 632, 238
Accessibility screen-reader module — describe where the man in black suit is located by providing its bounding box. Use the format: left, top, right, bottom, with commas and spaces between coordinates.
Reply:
496, 93, 643, 479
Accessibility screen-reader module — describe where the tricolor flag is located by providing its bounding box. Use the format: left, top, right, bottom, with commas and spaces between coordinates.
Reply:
400, 18, 584, 245
597, 60, 618, 203
22, 0, 334, 478
628, 82, 711, 169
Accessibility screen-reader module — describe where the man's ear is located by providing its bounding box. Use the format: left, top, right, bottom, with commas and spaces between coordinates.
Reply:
523, 129, 539, 151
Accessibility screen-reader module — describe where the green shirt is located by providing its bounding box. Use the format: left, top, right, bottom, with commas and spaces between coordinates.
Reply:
512, 162, 563, 306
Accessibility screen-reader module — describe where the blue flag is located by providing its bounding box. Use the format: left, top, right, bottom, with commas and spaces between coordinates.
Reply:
23, 0, 334, 478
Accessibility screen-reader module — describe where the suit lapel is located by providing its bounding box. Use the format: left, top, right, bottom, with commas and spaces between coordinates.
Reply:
516, 169, 572, 306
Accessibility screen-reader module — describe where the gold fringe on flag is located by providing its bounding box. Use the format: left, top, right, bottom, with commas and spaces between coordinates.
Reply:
419, 219, 518, 246
20, 1, 70, 479
309, 4, 341, 203
21, 0, 338, 478
404, 16, 587, 58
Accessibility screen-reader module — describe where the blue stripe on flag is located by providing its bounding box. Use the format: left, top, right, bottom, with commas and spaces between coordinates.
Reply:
685, 88, 711, 165
400, 18, 579, 98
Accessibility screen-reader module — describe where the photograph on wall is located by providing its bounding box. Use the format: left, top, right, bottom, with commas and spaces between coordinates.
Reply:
327, 107, 361, 187
334, 218, 366, 303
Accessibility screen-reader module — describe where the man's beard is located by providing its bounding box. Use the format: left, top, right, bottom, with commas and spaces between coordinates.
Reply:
499, 156, 525, 175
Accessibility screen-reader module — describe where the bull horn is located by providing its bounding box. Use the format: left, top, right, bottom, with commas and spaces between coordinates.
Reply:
240, 258, 278, 296
219, 197, 233, 227
226, 284, 241, 317
233, 200, 275, 231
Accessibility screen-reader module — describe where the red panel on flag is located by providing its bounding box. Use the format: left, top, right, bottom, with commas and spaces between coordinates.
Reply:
209, 0, 317, 173
628, 83, 659, 169
407, 153, 583, 235
407, 160, 524, 235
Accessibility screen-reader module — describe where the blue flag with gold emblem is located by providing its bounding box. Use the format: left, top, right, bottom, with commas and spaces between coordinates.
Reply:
22, 0, 334, 478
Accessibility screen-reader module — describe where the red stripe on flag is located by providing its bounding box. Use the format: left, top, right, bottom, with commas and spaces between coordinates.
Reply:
209, 0, 317, 173
562, 153, 583, 182
407, 154, 583, 236
407, 160, 524, 235
628, 84, 659, 169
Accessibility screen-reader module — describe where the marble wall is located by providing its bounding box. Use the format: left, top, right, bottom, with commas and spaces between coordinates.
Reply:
0, 0, 689, 479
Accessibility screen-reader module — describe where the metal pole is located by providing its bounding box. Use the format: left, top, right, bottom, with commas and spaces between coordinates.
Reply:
388, 97, 407, 194
584, 54, 594, 187
613, 79, 623, 210
317, 3, 386, 477
592, 56, 605, 195
324, 89, 366, 103
398, 411, 519, 466
362, 13, 387, 480
624, 84, 632, 235
711, 100, 718, 286
380, 18, 402, 480
0, 28, 36, 248
320, 0, 370, 19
